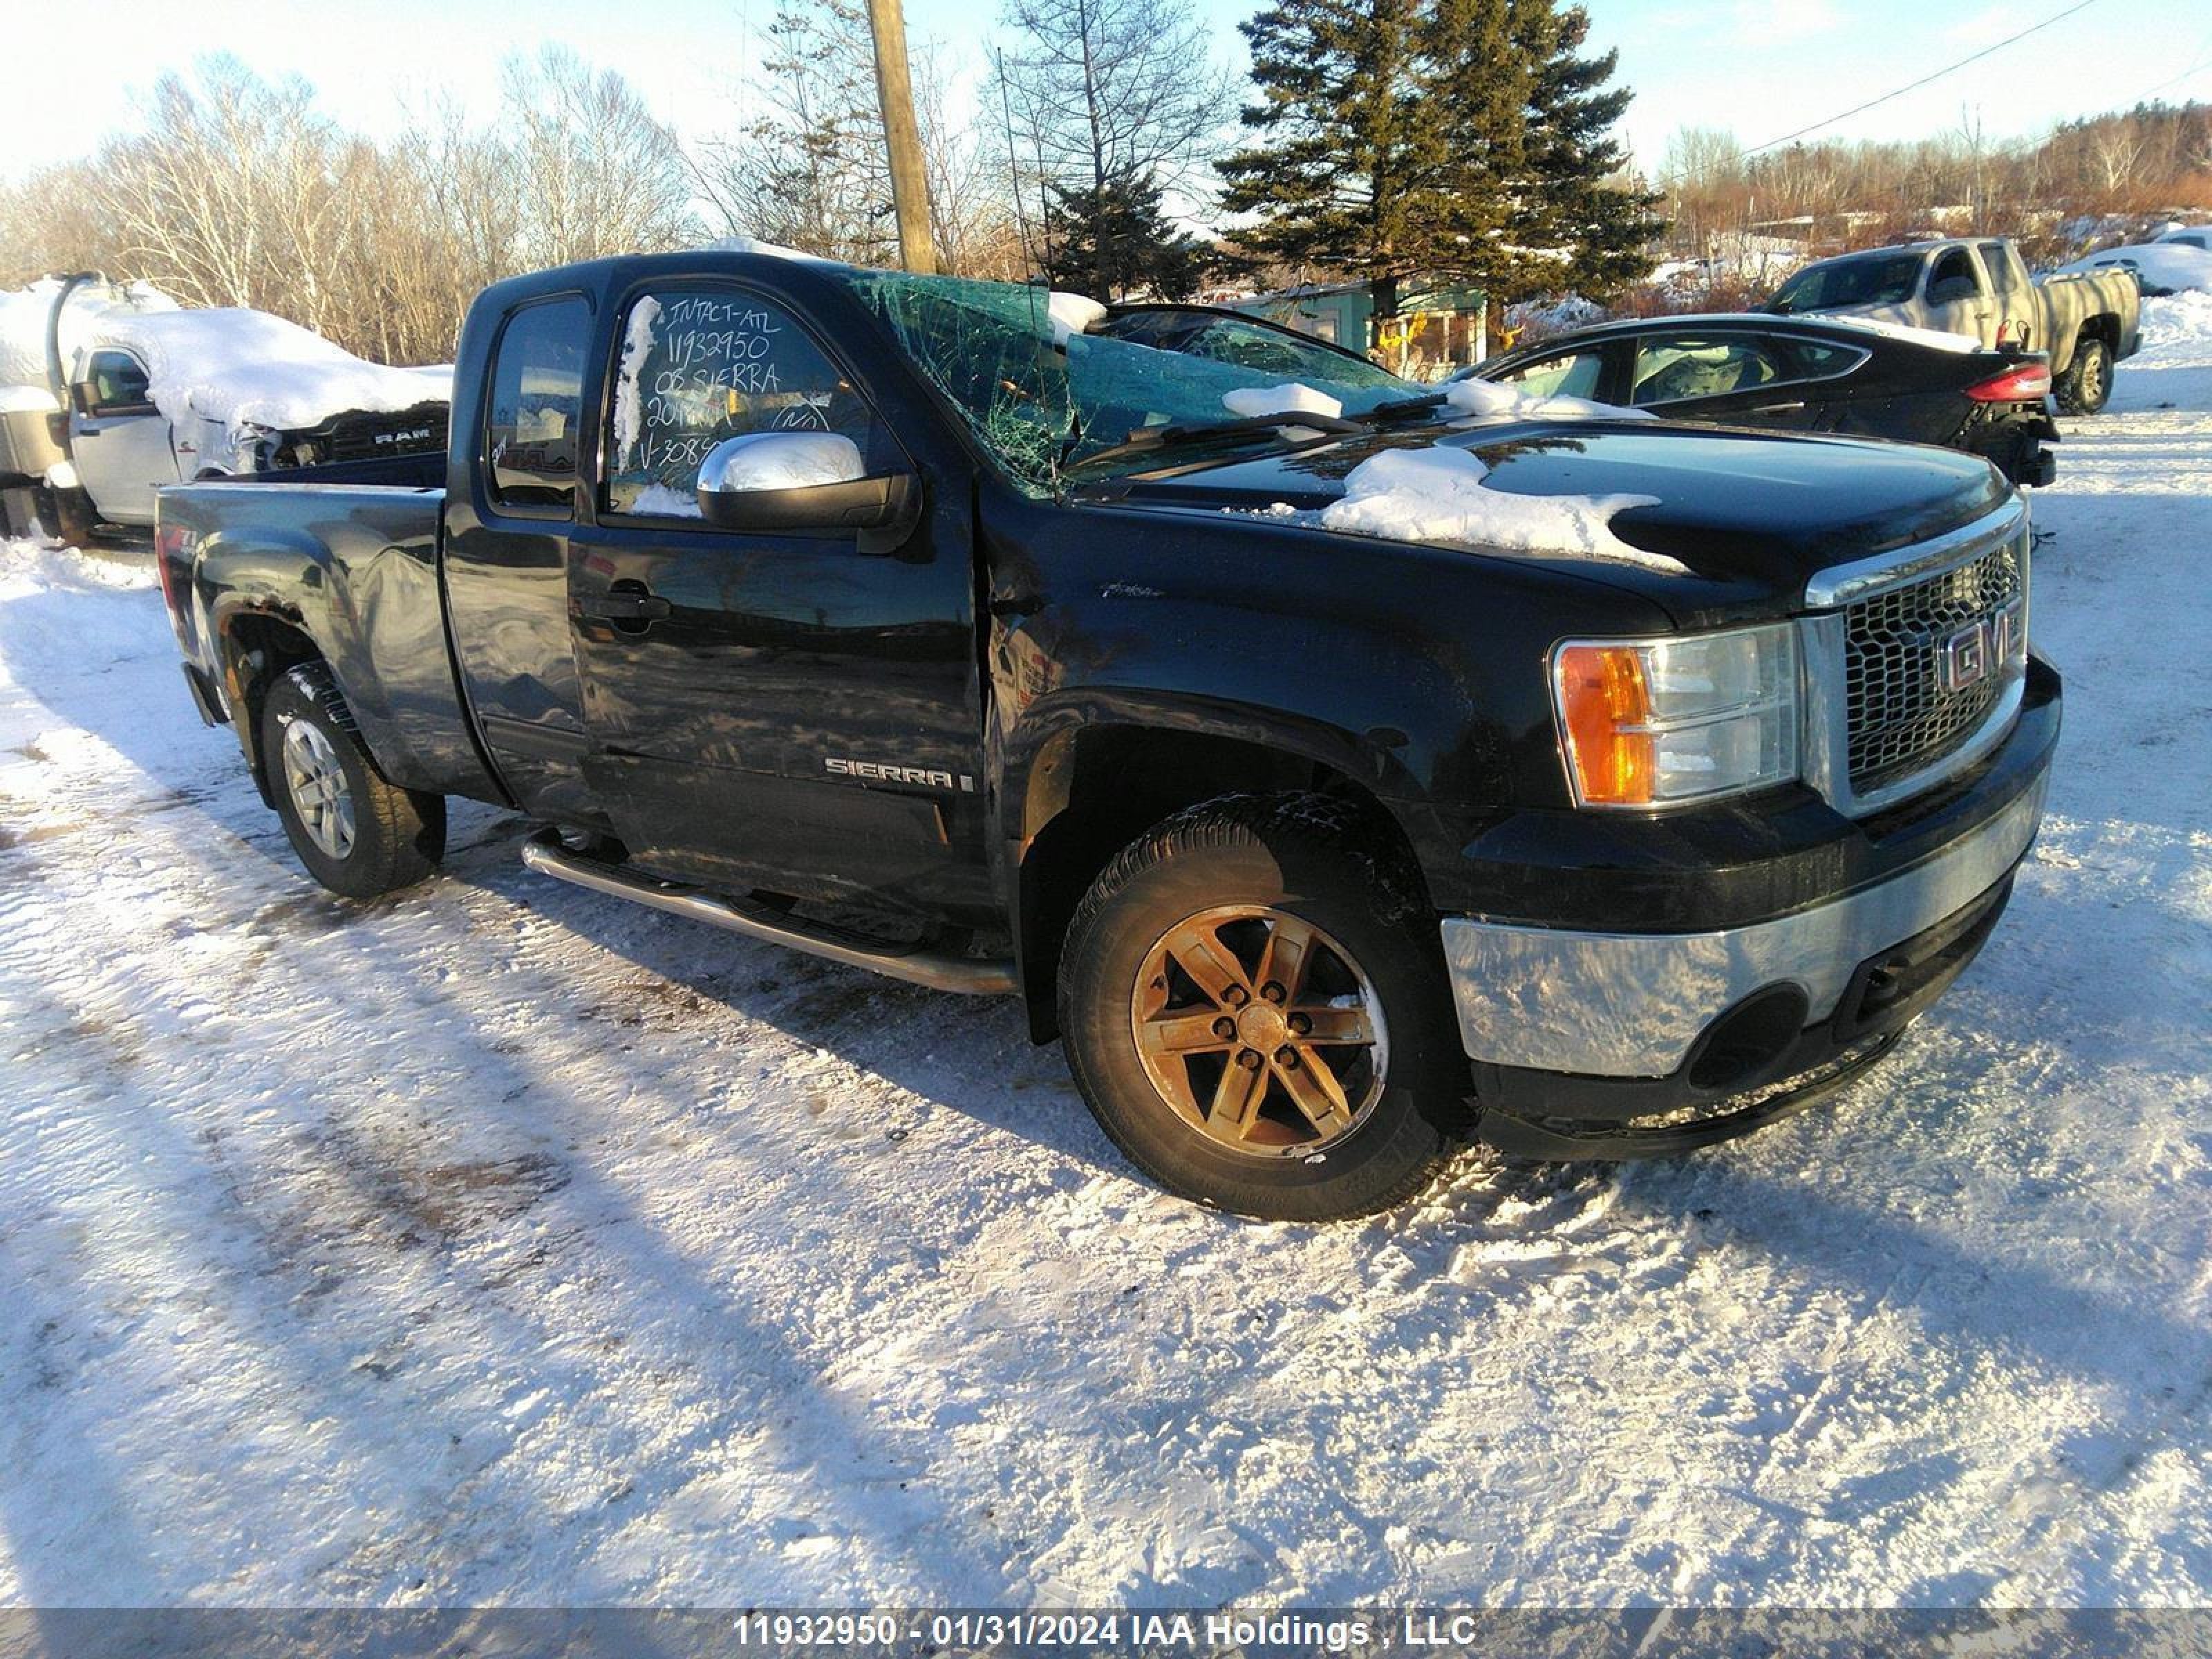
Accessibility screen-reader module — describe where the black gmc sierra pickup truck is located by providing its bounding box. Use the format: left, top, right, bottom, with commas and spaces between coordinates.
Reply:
156, 251, 2061, 1219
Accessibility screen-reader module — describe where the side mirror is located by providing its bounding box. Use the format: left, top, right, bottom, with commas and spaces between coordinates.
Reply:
695, 431, 919, 538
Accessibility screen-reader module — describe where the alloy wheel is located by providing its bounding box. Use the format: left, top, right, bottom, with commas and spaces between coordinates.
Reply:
1129, 905, 1389, 1158
281, 718, 356, 861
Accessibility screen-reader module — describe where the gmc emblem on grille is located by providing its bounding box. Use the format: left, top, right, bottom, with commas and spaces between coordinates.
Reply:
1935, 597, 2025, 693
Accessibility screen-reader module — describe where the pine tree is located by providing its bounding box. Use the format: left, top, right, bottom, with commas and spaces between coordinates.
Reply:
1220, 0, 1657, 325
1218, 0, 1528, 326
1041, 169, 1215, 298
1505, 2, 1662, 301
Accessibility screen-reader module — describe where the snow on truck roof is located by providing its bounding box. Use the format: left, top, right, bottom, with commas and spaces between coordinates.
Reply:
2, 281, 447, 433
86, 308, 449, 433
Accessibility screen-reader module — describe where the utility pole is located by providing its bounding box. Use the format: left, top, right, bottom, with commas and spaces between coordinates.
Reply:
865, 0, 939, 274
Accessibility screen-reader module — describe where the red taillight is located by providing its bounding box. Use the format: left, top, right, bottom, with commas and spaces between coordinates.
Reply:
154, 523, 187, 615
1965, 362, 2052, 403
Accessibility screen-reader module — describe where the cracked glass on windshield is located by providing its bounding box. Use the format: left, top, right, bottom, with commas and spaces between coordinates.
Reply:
843, 273, 1414, 494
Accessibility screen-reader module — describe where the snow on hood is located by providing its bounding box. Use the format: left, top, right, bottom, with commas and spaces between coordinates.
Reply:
89, 309, 449, 438
1221, 382, 1346, 421
1442, 375, 1653, 422
0, 279, 177, 399
1318, 445, 1681, 573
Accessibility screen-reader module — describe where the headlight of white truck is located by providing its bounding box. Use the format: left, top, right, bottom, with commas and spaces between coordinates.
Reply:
1550, 622, 1799, 808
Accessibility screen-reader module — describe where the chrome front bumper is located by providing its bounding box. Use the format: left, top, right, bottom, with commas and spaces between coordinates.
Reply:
1438, 771, 2050, 1079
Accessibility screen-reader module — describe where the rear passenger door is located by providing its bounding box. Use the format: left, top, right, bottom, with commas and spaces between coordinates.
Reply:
1977, 241, 2037, 349
567, 281, 989, 917
442, 292, 601, 825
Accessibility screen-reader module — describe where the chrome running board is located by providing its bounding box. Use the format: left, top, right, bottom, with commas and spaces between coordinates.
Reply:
521, 828, 1018, 997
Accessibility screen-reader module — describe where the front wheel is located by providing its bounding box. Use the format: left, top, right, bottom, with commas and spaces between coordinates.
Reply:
1058, 794, 1465, 1220
2055, 336, 2112, 415
261, 663, 445, 899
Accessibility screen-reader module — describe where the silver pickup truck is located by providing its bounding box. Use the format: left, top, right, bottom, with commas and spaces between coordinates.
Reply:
1765, 236, 2140, 415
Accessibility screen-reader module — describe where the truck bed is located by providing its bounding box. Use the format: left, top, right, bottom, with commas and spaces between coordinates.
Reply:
156, 480, 499, 803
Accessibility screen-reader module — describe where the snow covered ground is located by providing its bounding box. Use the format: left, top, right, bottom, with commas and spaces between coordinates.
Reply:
1, 304, 2209, 1613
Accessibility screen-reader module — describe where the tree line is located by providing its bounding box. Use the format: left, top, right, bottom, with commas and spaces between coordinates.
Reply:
1659, 102, 2212, 274
0, 0, 1662, 366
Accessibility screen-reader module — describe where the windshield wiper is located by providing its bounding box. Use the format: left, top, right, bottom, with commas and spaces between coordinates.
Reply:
1357, 392, 1447, 423
1063, 411, 1364, 478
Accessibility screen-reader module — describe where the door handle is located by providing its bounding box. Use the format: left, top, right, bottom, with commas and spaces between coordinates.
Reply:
577, 582, 673, 626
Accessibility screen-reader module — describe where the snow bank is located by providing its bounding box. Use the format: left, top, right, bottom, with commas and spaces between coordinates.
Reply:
1221, 382, 1345, 421
94, 309, 448, 438
2055, 242, 2212, 294
1442, 375, 1652, 422
1047, 292, 1109, 346
1319, 446, 1678, 572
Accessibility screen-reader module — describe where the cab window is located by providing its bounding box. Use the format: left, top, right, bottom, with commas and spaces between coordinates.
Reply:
1927, 248, 1979, 306
487, 295, 588, 513
603, 287, 882, 521
1494, 348, 1605, 400
1630, 333, 1859, 404
82, 350, 154, 417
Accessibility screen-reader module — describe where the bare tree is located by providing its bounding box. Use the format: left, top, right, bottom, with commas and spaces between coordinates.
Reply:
691, 0, 1023, 276
994, 0, 1228, 284
503, 48, 697, 266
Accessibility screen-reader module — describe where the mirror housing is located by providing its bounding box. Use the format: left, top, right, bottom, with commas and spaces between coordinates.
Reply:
695, 431, 920, 542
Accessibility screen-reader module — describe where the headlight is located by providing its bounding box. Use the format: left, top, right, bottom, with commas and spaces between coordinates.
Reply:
1551, 622, 1800, 808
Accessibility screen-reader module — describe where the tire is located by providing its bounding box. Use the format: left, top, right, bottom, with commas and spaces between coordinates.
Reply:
1058, 794, 1465, 1221
30, 481, 96, 546
261, 662, 445, 899
2054, 335, 2112, 415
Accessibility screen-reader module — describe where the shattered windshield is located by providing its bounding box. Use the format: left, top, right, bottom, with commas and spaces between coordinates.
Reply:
842, 272, 1416, 494
1768, 252, 1924, 312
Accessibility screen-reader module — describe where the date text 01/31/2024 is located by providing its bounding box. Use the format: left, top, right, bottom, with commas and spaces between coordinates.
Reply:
724, 1613, 1492, 1650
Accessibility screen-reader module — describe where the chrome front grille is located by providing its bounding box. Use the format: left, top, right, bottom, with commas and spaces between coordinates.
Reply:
1844, 538, 2025, 794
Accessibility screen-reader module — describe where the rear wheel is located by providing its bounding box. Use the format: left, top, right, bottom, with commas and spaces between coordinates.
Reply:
261, 662, 445, 899
2055, 336, 2112, 414
1058, 794, 1464, 1220
30, 481, 95, 546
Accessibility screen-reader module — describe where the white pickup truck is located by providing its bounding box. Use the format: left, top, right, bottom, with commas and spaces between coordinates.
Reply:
1765, 236, 2140, 415
0, 275, 449, 543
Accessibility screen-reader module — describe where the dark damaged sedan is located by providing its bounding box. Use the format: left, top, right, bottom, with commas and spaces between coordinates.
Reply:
1458, 312, 2060, 487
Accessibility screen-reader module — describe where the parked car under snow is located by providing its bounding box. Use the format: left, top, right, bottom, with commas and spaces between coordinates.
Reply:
1454, 312, 2061, 487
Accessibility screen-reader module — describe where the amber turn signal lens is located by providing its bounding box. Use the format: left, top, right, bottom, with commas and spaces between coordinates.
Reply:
1555, 644, 1655, 805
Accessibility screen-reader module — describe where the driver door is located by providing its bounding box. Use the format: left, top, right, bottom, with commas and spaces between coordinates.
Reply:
568, 281, 989, 918
1922, 247, 1993, 344
69, 348, 180, 526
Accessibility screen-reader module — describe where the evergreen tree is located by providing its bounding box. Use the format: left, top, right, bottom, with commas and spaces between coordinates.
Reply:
1219, 0, 1533, 324
1220, 0, 1656, 326
1041, 169, 1215, 297
1506, 2, 1662, 301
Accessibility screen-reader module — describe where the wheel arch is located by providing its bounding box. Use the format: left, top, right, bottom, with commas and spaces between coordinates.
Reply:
1004, 712, 1441, 1042
216, 605, 329, 807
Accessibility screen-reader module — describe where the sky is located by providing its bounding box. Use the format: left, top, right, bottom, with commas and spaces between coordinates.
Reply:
10, 0, 2212, 188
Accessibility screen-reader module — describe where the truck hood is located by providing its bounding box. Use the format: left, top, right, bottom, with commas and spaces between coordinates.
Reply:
1071, 418, 2011, 623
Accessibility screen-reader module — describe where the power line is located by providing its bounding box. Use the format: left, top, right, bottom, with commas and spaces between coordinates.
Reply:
1742, 0, 2103, 156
